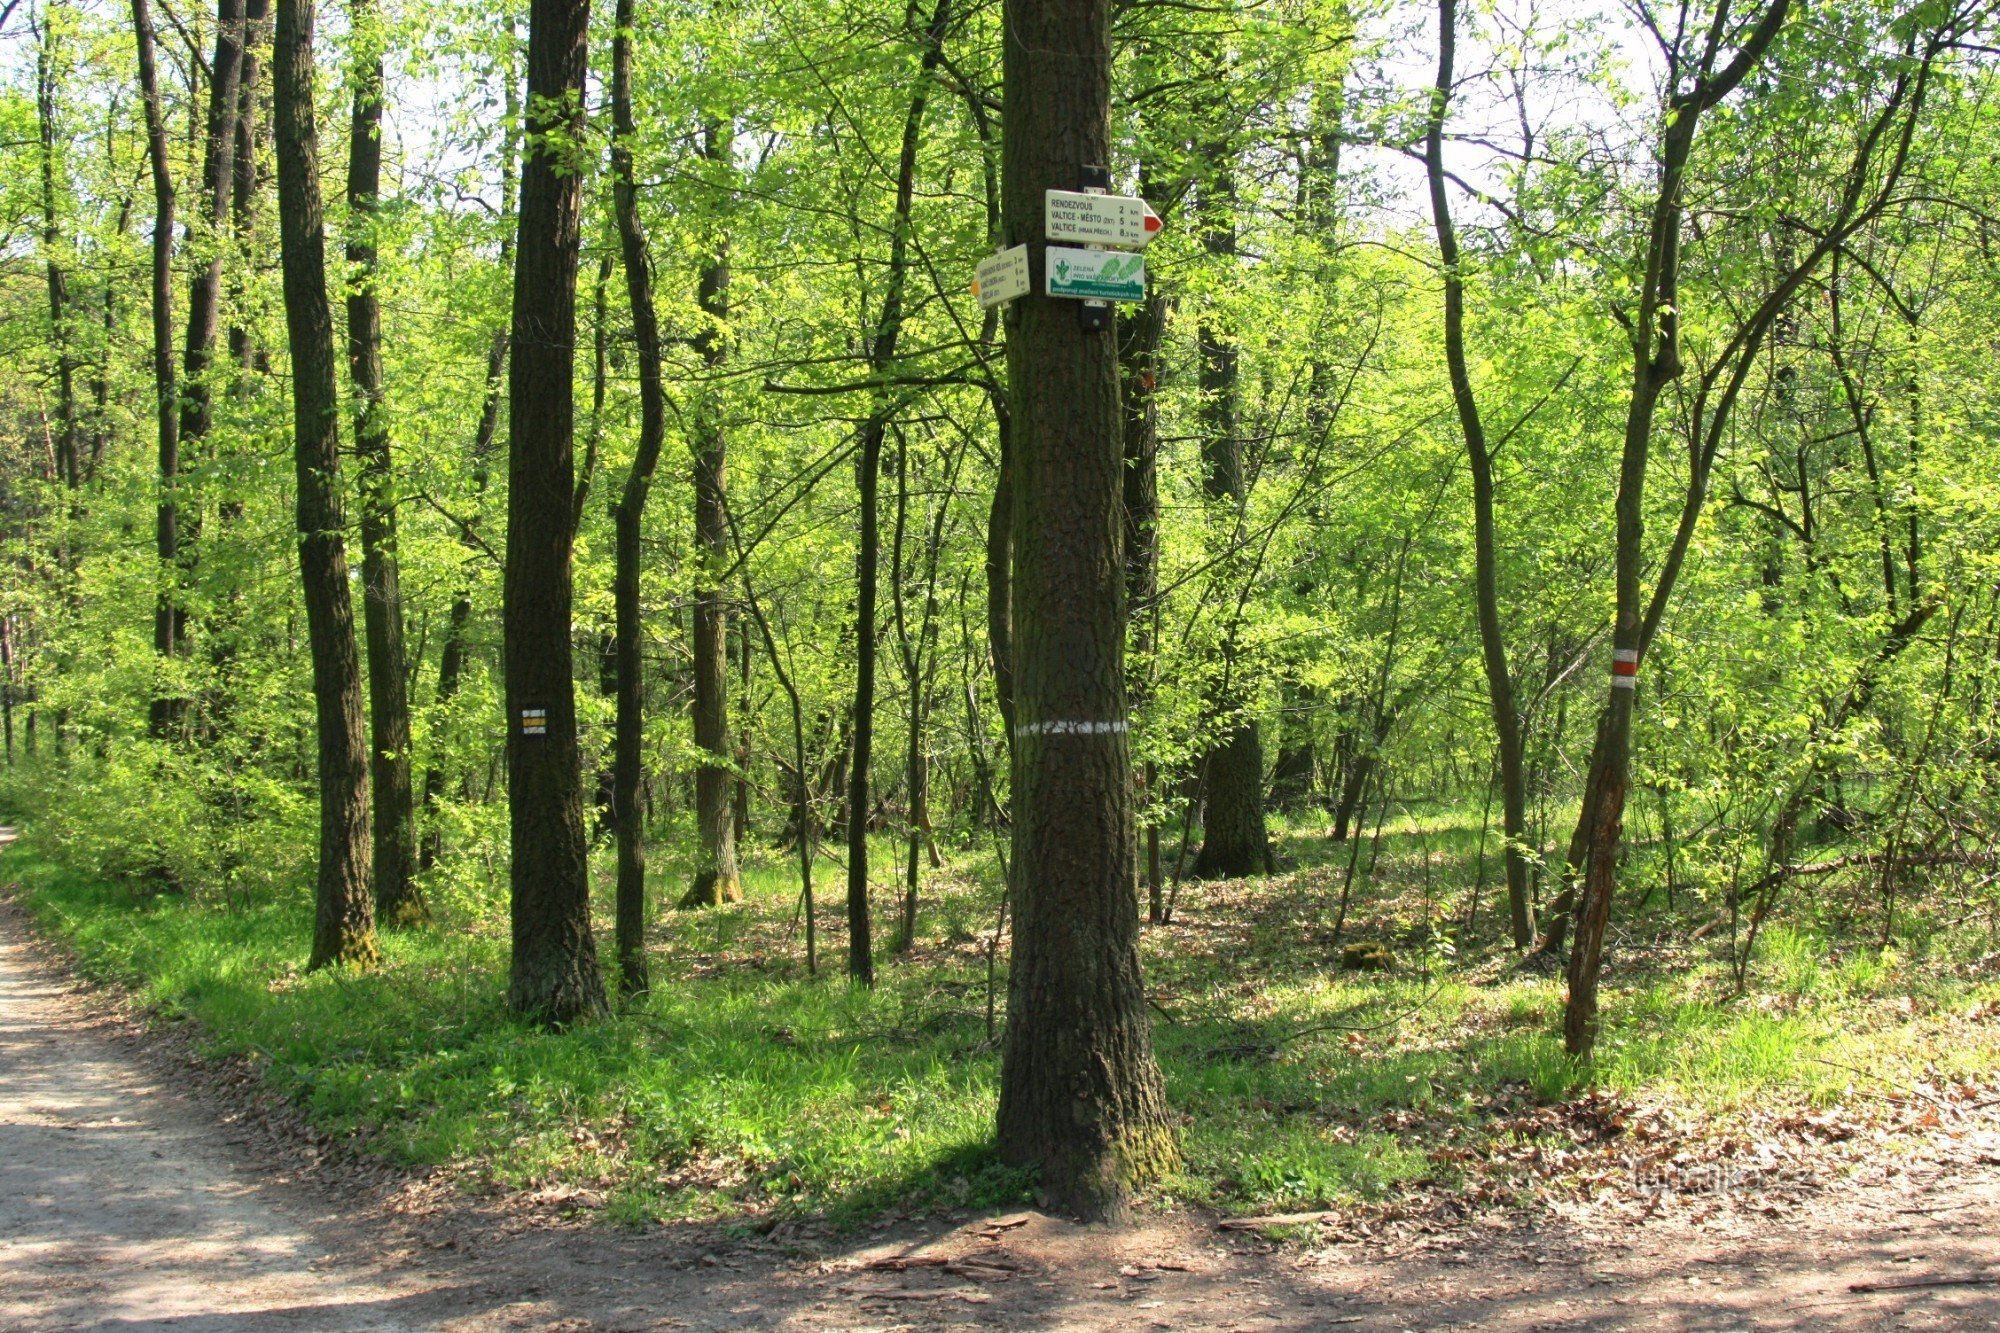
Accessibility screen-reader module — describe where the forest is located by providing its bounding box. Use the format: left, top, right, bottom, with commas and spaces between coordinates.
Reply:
2, 0, 1999, 1234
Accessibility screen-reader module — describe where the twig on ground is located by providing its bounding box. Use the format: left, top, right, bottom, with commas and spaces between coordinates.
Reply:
1218, 1210, 1341, 1231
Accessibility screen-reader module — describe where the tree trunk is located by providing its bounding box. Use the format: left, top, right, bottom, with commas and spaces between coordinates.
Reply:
1119, 169, 1165, 922
181, 0, 245, 454
608, 0, 669, 994
994, 0, 1175, 1222
1424, 0, 1531, 947
1191, 155, 1269, 880
680, 119, 742, 911
273, 0, 376, 971
841, 0, 951, 975
132, 0, 182, 740
347, 0, 422, 927
229, 0, 269, 371
503, 0, 606, 1024
35, 17, 79, 497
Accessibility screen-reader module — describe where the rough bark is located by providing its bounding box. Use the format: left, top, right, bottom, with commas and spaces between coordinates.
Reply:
1424, 0, 1532, 947
995, 0, 1175, 1222
273, 0, 377, 971
133, 0, 183, 740
608, 0, 668, 994
347, 0, 423, 928
504, 0, 607, 1024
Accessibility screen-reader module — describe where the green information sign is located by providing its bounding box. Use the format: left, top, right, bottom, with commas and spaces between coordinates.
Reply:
1045, 246, 1146, 302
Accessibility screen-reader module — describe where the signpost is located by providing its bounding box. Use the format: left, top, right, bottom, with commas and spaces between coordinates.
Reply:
972, 245, 1032, 309
1044, 246, 1146, 303
967, 169, 1161, 329
1044, 190, 1163, 248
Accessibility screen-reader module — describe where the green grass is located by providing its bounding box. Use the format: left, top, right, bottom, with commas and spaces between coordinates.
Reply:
7, 804, 1998, 1230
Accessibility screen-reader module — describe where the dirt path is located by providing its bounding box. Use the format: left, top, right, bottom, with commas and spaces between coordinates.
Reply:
4, 838, 1999, 1329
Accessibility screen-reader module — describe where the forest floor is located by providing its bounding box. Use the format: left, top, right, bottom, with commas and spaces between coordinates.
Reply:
6, 854, 2000, 1328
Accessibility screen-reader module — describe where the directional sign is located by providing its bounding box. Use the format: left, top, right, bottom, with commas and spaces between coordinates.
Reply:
1044, 190, 1163, 248
972, 245, 1031, 309
1045, 247, 1146, 303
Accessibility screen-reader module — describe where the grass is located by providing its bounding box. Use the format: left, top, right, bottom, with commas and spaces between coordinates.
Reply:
7, 799, 2000, 1231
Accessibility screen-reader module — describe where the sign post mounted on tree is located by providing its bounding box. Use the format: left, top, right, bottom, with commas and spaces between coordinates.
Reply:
994, 0, 1176, 1222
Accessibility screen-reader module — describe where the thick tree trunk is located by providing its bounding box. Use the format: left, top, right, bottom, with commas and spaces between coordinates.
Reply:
504, 0, 607, 1024
1424, 0, 1532, 947
347, 0, 422, 927
132, 0, 182, 740
1191, 157, 1269, 880
995, 0, 1175, 1222
680, 120, 742, 911
608, 0, 669, 994
273, 0, 377, 971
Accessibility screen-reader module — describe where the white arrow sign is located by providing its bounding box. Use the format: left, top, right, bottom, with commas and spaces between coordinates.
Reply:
972, 245, 1031, 309
1045, 190, 1163, 248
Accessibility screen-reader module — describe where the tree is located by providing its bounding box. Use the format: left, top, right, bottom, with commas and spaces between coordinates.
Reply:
272, 0, 377, 970
1191, 148, 1272, 880
607, 0, 668, 994
1423, 0, 1533, 947
131, 0, 180, 740
503, 0, 607, 1024
994, 0, 1176, 1221
347, 0, 424, 926
680, 118, 742, 910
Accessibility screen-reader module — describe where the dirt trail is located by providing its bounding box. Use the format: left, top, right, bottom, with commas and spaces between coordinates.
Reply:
4, 829, 1999, 1329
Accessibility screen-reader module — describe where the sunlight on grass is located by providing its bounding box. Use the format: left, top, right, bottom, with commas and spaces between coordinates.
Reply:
8, 803, 1999, 1228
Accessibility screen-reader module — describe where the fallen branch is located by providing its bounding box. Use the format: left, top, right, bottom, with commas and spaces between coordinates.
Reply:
1218, 1210, 1341, 1231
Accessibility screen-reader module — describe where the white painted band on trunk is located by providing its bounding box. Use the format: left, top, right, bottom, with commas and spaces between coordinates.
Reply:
1611, 675, 1637, 689
1013, 720, 1129, 736
1612, 648, 1639, 663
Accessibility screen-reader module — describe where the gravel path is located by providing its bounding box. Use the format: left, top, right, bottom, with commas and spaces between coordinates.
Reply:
4, 823, 1999, 1330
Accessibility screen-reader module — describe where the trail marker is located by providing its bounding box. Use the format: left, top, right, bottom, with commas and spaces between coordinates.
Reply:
972, 245, 1032, 309
1045, 190, 1163, 248
1045, 247, 1146, 303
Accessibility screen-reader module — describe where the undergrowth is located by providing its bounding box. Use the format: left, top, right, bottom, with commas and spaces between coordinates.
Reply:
6, 796, 1998, 1231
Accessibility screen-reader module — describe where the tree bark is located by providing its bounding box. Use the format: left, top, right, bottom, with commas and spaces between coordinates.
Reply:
1424, 0, 1532, 947
132, 0, 182, 740
608, 0, 668, 994
347, 0, 423, 927
995, 0, 1175, 1222
273, 0, 377, 970
504, 0, 607, 1024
